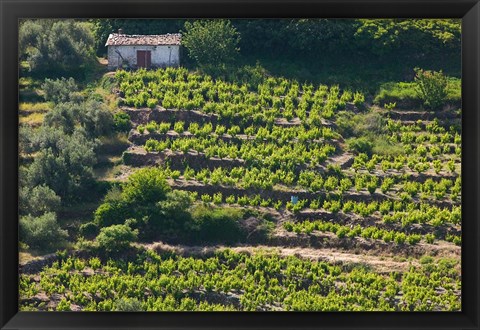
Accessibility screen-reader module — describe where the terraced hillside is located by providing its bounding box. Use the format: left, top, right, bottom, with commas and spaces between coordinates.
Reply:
19, 67, 461, 312
118, 67, 461, 245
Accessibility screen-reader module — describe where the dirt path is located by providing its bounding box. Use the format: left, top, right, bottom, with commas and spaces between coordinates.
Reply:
142, 241, 419, 273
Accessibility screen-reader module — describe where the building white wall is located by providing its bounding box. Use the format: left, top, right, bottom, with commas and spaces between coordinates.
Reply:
107, 45, 180, 69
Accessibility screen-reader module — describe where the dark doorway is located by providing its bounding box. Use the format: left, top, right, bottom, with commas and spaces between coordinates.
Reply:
137, 50, 151, 68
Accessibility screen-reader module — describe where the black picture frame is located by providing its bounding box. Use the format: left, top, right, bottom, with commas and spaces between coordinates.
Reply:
1, 0, 479, 329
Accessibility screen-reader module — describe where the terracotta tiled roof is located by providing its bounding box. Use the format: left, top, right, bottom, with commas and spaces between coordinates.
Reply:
105, 33, 181, 46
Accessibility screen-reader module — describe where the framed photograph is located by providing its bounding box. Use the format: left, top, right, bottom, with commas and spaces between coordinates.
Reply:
1, 0, 479, 329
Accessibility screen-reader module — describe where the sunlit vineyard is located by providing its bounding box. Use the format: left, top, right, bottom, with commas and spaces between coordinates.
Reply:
20, 250, 461, 312
19, 64, 461, 311
19, 15, 462, 314
117, 67, 460, 242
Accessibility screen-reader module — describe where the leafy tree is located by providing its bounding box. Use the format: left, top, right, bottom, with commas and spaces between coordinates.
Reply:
43, 103, 79, 135
96, 224, 138, 253
19, 20, 95, 76
182, 20, 240, 71
19, 185, 61, 217
113, 112, 131, 132
25, 128, 96, 202
44, 100, 113, 138
41, 78, 82, 104
414, 68, 448, 110
19, 212, 68, 250
80, 100, 114, 138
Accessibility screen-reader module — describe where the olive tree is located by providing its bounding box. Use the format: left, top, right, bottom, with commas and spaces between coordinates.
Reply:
19, 212, 68, 250
19, 19, 95, 75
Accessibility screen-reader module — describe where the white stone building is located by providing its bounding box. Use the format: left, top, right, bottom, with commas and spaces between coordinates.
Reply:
105, 31, 181, 70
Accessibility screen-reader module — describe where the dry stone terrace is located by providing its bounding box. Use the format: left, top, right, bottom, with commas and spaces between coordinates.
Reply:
110, 68, 461, 254
17, 18, 463, 313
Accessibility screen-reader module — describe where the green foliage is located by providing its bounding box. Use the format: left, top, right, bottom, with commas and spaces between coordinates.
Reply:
353, 91, 365, 107
19, 212, 68, 250
96, 224, 138, 252
189, 205, 245, 244
24, 127, 96, 202
113, 112, 131, 132
154, 190, 194, 230
414, 68, 448, 110
43, 99, 113, 138
425, 233, 435, 244
41, 78, 81, 103
94, 200, 130, 227
374, 82, 422, 108
20, 20, 96, 76
114, 298, 144, 312
121, 168, 171, 205
182, 20, 240, 72
79, 222, 99, 239
347, 137, 373, 156
355, 19, 460, 57
80, 100, 115, 138
19, 251, 462, 312
375, 73, 459, 110
19, 185, 61, 217
18, 23, 461, 312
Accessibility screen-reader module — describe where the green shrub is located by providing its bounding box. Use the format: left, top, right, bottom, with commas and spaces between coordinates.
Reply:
145, 121, 157, 133
406, 234, 422, 245
80, 100, 114, 138
174, 121, 185, 134
225, 195, 236, 204
158, 122, 171, 134
394, 232, 407, 244
201, 194, 212, 203
414, 68, 448, 110
353, 91, 365, 107
19, 184, 61, 217
94, 201, 129, 227
79, 222, 99, 239
25, 126, 96, 202
56, 298, 71, 311
96, 224, 138, 253
189, 205, 245, 244
347, 137, 373, 156
213, 192, 223, 204
19, 212, 68, 251
143, 190, 195, 238
42, 78, 81, 104
20, 20, 96, 76
367, 181, 377, 195
113, 112, 131, 132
